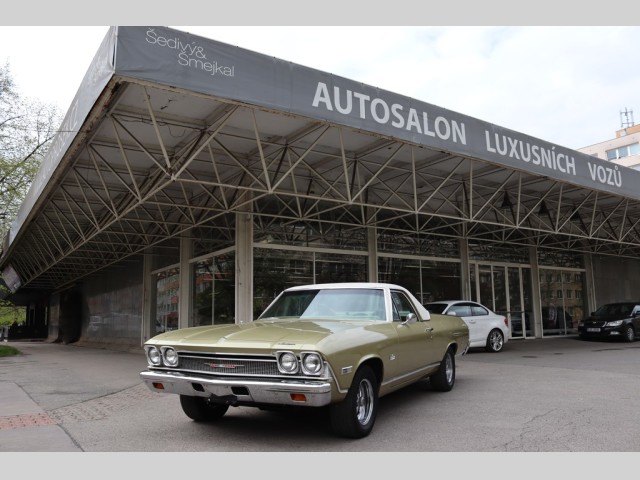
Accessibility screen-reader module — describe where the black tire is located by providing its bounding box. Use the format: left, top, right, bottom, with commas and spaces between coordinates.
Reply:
624, 325, 635, 342
179, 395, 229, 422
485, 329, 505, 352
430, 348, 455, 392
330, 365, 378, 439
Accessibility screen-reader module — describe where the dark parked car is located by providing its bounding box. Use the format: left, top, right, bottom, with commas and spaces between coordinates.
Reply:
578, 302, 640, 342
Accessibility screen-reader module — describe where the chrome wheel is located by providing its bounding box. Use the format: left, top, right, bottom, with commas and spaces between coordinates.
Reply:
330, 365, 378, 438
443, 352, 454, 384
431, 348, 455, 392
355, 377, 375, 426
486, 329, 504, 352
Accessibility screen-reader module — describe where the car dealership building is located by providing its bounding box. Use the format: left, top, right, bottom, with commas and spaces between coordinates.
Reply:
2, 26, 640, 351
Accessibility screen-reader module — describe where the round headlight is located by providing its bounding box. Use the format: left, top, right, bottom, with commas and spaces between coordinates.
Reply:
301, 352, 323, 375
146, 346, 161, 366
162, 347, 179, 367
277, 351, 299, 374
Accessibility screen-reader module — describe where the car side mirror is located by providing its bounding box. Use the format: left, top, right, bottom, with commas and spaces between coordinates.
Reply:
447, 311, 457, 316
403, 313, 418, 324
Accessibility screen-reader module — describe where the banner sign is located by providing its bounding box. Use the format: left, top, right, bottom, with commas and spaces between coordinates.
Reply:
114, 26, 637, 200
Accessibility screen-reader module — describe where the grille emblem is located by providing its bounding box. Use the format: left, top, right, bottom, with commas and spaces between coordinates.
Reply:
205, 363, 244, 369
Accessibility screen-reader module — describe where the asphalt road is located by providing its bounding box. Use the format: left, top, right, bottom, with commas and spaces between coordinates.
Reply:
1, 337, 639, 465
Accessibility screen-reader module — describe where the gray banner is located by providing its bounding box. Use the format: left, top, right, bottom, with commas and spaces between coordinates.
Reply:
114, 26, 637, 201
10, 27, 117, 245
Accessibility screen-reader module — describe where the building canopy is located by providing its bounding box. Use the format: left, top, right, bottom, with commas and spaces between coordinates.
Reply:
2, 25, 640, 293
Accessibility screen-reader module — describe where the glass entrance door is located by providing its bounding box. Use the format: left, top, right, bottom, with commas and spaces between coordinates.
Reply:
471, 263, 533, 339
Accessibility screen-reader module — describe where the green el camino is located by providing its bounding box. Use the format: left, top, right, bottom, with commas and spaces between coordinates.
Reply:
140, 282, 470, 438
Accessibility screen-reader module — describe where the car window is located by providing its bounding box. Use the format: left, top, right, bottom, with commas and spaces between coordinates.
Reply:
260, 288, 387, 321
424, 303, 447, 314
391, 291, 418, 322
471, 305, 489, 316
448, 305, 472, 317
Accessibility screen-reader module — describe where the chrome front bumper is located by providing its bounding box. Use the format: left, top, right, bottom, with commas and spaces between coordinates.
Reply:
140, 370, 334, 407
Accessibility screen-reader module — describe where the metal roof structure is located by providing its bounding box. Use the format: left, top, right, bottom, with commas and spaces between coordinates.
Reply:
2, 26, 640, 294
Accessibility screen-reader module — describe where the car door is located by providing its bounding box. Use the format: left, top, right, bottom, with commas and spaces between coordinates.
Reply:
389, 290, 439, 378
446, 302, 478, 344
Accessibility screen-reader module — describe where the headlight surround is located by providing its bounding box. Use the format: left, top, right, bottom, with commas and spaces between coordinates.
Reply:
277, 351, 299, 374
301, 352, 324, 375
145, 346, 162, 366
161, 346, 179, 367
605, 320, 623, 327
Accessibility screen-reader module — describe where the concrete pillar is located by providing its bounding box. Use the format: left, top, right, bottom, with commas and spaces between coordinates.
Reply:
179, 231, 192, 329
367, 225, 378, 282
459, 238, 470, 299
141, 252, 153, 343
235, 209, 254, 323
529, 246, 542, 338
583, 253, 596, 315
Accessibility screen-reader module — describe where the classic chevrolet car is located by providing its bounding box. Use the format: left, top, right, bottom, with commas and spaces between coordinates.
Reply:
140, 282, 470, 438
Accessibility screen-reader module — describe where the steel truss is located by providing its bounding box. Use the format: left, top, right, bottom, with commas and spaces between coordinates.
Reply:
7, 80, 640, 290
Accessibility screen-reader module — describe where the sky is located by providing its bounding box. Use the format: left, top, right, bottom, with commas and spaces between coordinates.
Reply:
1, 19, 639, 152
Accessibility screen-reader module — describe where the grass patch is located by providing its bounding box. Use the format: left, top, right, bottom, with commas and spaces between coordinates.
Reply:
0, 345, 21, 357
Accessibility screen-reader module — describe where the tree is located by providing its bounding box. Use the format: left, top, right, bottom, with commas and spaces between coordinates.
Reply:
0, 61, 62, 241
1, 62, 62, 326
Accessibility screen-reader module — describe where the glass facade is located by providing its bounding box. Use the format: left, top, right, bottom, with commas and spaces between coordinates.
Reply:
252, 247, 367, 318
145, 217, 593, 342
191, 253, 236, 326
378, 256, 461, 304
539, 268, 587, 336
153, 267, 180, 335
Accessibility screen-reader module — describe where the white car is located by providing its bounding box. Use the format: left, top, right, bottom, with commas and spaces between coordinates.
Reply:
424, 300, 509, 352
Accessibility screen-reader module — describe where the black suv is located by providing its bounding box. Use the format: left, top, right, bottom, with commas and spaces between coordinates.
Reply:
578, 302, 640, 342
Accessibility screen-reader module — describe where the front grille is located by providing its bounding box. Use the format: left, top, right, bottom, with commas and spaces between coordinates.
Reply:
584, 320, 606, 328
177, 353, 280, 377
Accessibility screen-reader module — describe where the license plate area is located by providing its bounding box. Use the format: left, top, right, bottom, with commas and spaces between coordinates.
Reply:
587, 328, 601, 332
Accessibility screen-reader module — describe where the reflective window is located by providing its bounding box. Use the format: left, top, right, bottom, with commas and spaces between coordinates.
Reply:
191, 253, 235, 326
539, 268, 587, 336
153, 267, 179, 334
253, 248, 367, 318
378, 257, 460, 304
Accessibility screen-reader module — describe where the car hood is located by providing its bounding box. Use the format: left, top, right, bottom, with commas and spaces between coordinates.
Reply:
587, 314, 628, 322
146, 318, 375, 351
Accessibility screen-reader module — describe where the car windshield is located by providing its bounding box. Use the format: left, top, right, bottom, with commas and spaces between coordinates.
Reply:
424, 303, 448, 314
259, 288, 387, 321
594, 303, 636, 317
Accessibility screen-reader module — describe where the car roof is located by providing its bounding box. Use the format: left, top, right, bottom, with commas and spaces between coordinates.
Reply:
284, 282, 407, 292
426, 300, 481, 305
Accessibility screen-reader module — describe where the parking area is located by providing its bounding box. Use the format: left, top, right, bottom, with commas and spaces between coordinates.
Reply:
1, 337, 640, 455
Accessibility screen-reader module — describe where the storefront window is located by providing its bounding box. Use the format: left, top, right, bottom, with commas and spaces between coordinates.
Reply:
468, 241, 530, 264
378, 256, 461, 304
315, 252, 367, 284
253, 248, 314, 317
254, 219, 367, 251
539, 267, 587, 336
191, 253, 235, 326
153, 267, 180, 335
191, 218, 236, 258
538, 250, 584, 268
377, 231, 459, 258
253, 247, 368, 317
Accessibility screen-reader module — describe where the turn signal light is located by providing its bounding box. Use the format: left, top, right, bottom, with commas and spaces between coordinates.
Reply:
152, 382, 165, 390
290, 393, 307, 402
